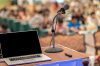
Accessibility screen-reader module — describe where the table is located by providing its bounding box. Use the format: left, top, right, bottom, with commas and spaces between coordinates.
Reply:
0, 44, 89, 66
40, 35, 85, 52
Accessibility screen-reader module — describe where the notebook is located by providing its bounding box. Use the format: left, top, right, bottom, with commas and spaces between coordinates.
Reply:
0, 31, 51, 65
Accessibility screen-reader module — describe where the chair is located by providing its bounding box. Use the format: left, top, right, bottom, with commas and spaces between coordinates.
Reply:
39, 29, 48, 37
21, 24, 31, 31
7, 19, 15, 31
31, 27, 40, 35
0, 18, 3, 24
13, 22, 21, 32
0, 18, 7, 25
94, 31, 100, 55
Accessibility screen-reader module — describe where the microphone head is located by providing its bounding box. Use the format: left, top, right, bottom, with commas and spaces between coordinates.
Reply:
57, 4, 69, 14
63, 4, 69, 10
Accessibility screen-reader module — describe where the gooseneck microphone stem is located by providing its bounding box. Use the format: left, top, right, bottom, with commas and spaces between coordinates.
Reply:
45, 13, 63, 53
52, 13, 59, 48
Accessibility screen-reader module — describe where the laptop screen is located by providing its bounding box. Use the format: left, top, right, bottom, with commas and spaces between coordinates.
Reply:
0, 31, 42, 58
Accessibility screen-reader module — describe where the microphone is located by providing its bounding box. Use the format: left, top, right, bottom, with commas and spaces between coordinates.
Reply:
57, 4, 69, 14
45, 4, 69, 53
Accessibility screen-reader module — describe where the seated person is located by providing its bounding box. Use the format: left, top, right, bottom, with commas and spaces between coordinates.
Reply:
48, 14, 67, 35
67, 16, 84, 34
56, 20, 67, 35
86, 12, 98, 31
0, 23, 9, 33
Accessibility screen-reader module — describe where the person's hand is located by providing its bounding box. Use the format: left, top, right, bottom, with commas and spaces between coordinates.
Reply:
78, 30, 86, 34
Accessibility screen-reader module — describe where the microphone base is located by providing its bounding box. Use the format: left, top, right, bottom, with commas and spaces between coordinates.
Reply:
45, 47, 63, 53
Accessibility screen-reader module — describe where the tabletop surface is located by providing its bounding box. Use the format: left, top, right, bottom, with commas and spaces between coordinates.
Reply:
0, 44, 89, 66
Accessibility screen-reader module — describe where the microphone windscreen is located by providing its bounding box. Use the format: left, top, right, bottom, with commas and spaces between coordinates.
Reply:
63, 4, 69, 10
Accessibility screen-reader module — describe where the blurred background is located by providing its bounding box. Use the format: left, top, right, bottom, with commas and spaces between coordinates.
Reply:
0, 0, 100, 65
0, 0, 99, 36
0, 0, 100, 52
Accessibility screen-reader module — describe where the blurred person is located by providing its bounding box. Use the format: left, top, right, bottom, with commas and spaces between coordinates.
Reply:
17, 9, 26, 21
29, 10, 43, 28
0, 23, 10, 33
17, 8, 30, 23
81, 0, 92, 4
41, 0, 50, 4
25, 11, 32, 21
17, 0, 28, 6
48, 14, 67, 35
86, 12, 98, 30
0, 3, 18, 18
87, 4, 98, 15
40, 15, 51, 29
72, 8, 86, 25
26, 4, 36, 15
11, 0, 17, 5
27, 0, 33, 5
70, 0, 81, 11
50, 2, 60, 16
55, 15, 67, 34
40, 8, 52, 29
41, 4, 50, 13
56, 22, 67, 35
0, 8, 9, 18
96, 8, 100, 26
67, 16, 84, 33
0, 3, 16, 18
8, 10, 18, 19
93, 0, 100, 5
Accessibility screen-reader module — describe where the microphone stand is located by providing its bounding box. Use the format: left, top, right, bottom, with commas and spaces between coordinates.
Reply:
45, 13, 63, 53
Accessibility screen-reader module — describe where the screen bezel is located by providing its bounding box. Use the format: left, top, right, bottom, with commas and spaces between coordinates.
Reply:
0, 31, 42, 58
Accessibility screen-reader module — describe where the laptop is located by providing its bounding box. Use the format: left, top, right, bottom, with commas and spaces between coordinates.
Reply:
0, 31, 51, 65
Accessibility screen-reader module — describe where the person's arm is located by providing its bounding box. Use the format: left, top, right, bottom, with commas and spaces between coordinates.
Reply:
68, 22, 79, 33
70, 27, 79, 33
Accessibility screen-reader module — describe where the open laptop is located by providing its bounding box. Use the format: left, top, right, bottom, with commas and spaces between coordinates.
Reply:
0, 31, 51, 65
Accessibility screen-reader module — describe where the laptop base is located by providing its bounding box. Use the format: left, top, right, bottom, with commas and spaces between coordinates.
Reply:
4, 54, 51, 65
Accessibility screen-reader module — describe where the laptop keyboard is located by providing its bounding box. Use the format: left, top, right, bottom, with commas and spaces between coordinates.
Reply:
9, 55, 41, 61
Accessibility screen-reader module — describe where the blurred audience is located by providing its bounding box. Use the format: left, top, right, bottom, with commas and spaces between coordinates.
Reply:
0, 0, 99, 35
